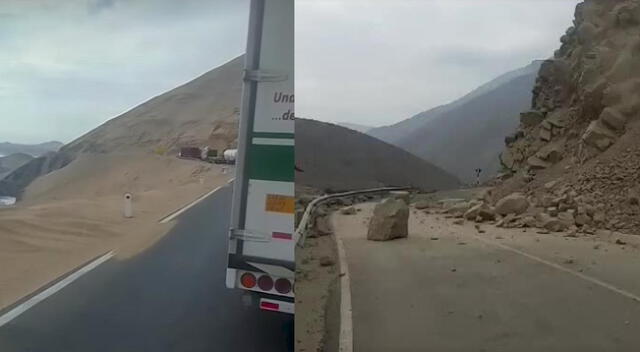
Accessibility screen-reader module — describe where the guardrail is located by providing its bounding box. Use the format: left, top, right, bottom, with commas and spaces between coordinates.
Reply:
295, 186, 412, 247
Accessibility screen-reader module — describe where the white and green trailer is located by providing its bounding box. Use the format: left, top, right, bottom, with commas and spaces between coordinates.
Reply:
226, 0, 295, 315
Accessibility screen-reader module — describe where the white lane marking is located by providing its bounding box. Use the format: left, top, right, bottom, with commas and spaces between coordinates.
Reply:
159, 184, 228, 224
0, 251, 115, 328
335, 232, 354, 352
473, 234, 640, 303
227, 177, 235, 184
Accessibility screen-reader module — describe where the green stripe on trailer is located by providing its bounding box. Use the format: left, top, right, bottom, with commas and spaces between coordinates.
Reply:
247, 144, 294, 182
252, 132, 295, 139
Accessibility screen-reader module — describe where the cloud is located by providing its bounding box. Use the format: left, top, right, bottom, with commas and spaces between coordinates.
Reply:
87, 0, 117, 14
0, 0, 249, 144
296, 0, 580, 127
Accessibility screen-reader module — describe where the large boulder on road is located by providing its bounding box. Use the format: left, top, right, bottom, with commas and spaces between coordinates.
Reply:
495, 192, 530, 216
367, 198, 409, 241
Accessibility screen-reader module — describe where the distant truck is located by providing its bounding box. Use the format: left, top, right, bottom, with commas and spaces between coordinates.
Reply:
213, 149, 238, 165
178, 147, 202, 160
178, 147, 237, 165
226, 0, 294, 315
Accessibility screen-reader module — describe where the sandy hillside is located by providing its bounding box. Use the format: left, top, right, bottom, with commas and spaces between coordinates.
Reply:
0, 152, 233, 310
0, 56, 244, 310
62, 56, 243, 155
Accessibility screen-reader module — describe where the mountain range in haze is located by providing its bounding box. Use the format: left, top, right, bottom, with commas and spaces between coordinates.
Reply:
368, 60, 543, 183
337, 122, 373, 134
0, 141, 63, 158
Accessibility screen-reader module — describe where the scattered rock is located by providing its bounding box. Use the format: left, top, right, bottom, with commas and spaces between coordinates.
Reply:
413, 200, 431, 210
536, 141, 565, 164
453, 219, 464, 225
340, 206, 357, 215
544, 180, 559, 190
445, 201, 471, 216
599, 107, 627, 131
527, 155, 552, 170
558, 211, 576, 226
319, 256, 335, 267
582, 120, 616, 151
494, 192, 530, 216
615, 239, 627, 245
537, 212, 569, 232
464, 203, 496, 222
520, 110, 545, 127
575, 213, 591, 227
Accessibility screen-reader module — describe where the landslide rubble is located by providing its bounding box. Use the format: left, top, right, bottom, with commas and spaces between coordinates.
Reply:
493, 0, 640, 236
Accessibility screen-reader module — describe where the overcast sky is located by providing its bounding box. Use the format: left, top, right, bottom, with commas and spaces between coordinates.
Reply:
0, 0, 248, 144
295, 0, 580, 128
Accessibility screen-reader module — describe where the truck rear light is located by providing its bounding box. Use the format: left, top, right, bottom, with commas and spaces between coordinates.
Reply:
257, 275, 274, 291
240, 273, 257, 288
274, 278, 292, 294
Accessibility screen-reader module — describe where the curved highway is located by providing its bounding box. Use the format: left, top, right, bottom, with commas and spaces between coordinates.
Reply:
0, 185, 293, 351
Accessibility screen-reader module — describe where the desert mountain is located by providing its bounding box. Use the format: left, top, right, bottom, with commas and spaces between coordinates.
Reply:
296, 118, 460, 192
489, 0, 640, 235
0, 141, 63, 157
368, 61, 542, 183
0, 55, 244, 199
0, 153, 34, 180
62, 56, 243, 155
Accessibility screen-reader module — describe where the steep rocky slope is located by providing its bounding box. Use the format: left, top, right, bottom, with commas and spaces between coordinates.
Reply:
369, 61, 542, 183
479, 0, 640, 236
296, 118, 460, 192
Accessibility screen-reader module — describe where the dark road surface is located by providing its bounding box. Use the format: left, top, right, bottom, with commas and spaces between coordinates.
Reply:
0, 185, 293, 351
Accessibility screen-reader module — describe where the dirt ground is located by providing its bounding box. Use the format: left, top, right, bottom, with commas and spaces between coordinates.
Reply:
295, 229, 340, 352
0, 154, 231, 310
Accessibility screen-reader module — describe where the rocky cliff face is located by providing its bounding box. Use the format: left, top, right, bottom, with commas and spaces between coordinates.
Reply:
496, 0, 640, 235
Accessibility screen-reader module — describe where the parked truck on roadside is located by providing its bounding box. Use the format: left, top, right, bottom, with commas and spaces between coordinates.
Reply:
225, 0, 294, 314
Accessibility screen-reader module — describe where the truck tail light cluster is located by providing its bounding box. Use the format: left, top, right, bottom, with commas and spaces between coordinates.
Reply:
258, 275, 274, 291
274, 278, 292, 294
238, 271, 293, 296
240, 273, 257, 289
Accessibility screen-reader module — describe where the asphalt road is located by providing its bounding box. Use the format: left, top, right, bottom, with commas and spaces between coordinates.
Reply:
335, 203, 640, 352
0, 185, 293, 351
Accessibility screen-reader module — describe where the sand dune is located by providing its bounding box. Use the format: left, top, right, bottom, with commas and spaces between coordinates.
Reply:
0, 156, 231, 310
